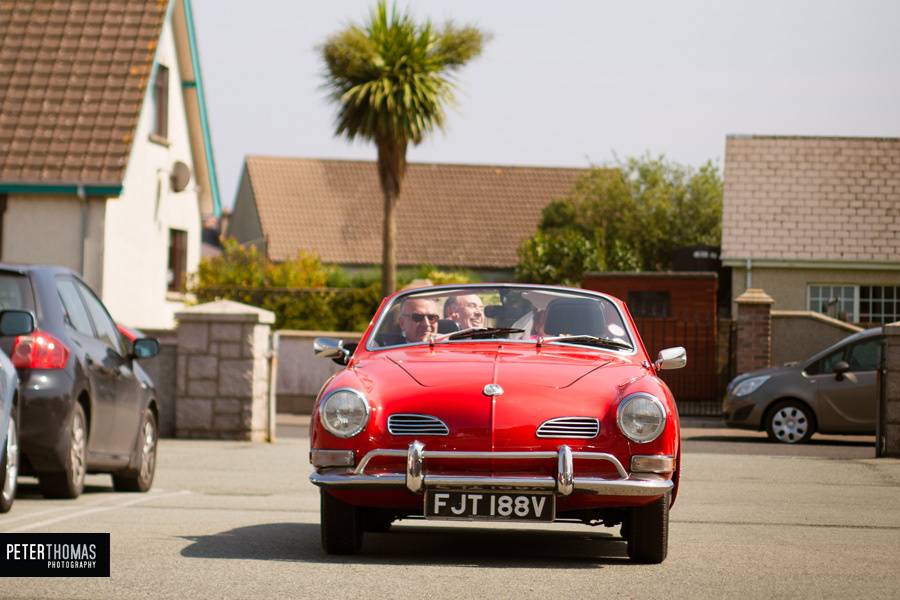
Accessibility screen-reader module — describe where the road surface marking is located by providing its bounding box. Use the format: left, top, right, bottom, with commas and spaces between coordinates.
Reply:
8, 490, 190, 532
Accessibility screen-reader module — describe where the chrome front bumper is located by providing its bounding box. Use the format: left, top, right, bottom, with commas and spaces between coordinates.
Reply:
310, 442, 673, 497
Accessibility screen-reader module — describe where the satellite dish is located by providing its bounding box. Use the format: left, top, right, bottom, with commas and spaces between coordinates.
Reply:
170, 161, 192, 192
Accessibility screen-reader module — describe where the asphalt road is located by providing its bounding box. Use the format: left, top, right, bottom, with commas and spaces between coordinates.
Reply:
3, 421, 898, 599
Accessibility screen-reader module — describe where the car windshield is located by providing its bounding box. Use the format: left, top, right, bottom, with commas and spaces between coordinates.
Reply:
368, 286, 633, 351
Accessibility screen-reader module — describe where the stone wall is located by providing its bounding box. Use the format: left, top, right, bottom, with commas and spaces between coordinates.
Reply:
275, 330, 362, 414
771, 311, 863, 365
880, 322, 900, 457
174, 300, 274, 441
136, 328, 177, 437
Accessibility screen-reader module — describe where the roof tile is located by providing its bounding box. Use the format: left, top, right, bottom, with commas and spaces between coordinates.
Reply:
239, 157, 592, 270
722, 136, 900, 264
0, 0, 165, 187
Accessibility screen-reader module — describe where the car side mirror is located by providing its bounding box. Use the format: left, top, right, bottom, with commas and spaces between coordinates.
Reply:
131, 338, 160, 360
314, 337, 355, 366
656, 347, 687, 370
833, 360, 850, 381
0, 310, 34, 337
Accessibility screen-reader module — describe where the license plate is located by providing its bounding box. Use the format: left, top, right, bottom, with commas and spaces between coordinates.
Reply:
425, 490, 555, 522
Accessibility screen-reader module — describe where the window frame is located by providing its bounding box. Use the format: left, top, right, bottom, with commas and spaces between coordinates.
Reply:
167, 228, 188, 293
152, 64, 169, 140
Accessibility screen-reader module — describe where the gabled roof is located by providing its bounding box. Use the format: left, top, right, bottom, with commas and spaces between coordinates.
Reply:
0, 0, 166, 193
722, 135, 900, 265
237, 157, 589, 270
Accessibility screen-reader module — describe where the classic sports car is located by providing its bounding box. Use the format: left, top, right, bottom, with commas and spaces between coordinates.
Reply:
309, 284, 685, 563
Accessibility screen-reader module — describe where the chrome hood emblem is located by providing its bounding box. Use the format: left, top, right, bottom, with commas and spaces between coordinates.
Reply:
483, 383, 504, 397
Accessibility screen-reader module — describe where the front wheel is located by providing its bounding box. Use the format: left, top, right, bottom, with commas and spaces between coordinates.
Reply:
626, 494, 669, 564
39, 403, 87, 499
320, 490, 363, 554
112, 410, 158, 492
0, 405, 19, 513
766, 401, 815, 444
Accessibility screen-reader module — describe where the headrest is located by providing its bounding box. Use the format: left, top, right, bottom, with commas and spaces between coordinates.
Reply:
543, 298, 605, 337
437, 319, 460, 334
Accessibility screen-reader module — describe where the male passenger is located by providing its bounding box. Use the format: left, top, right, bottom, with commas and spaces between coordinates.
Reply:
398, 297, 440, 342
444, 294, 485, 330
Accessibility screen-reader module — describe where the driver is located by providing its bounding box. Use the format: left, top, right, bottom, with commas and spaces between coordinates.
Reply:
398, 298, 440, 342
444, 294, 485, 330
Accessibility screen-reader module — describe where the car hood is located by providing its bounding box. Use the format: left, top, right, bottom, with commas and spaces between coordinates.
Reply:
380, 344, 620, 389
733, 363, 799, 382
350, 344, 647, 455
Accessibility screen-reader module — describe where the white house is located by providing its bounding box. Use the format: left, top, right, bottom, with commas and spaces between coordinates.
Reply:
0, 0, 221, 328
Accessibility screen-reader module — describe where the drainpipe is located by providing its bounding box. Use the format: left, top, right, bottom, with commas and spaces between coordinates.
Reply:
266, 330, 280, 443
745, 257, 753, 289
78, 185, 87, 274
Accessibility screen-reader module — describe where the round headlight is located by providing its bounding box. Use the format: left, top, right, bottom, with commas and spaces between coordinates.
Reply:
616, 393, 667, 443
319, 388, 370, 438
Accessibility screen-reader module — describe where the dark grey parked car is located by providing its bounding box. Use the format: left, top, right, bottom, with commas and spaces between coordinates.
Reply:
723, 328, 880, 443
0, 264, 160, 499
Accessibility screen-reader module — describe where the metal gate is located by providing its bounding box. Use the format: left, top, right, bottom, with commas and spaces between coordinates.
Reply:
634, 317, 732, 417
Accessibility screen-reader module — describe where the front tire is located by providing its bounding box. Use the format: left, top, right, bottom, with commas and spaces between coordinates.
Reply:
0, 405, 19, 513
320, 490, 363, 554
626, 494, 669, 564
39, 403, 87, 499
112, 410, 158, 492
766, 400, 815, 444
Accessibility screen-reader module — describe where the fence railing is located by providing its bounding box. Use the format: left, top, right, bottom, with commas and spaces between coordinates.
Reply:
635, 317, 729, 417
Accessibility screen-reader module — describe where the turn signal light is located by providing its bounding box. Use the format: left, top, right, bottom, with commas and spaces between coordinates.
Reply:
11, 330, 70, 369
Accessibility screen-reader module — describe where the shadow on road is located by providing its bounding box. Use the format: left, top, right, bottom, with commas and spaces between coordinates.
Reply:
179, 522, 628, 567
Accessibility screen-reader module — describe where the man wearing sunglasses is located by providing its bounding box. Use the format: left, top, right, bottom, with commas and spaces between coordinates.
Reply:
398, 298, 440, 342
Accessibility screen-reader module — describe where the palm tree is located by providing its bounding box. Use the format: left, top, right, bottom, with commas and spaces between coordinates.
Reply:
321, 1, 487, 295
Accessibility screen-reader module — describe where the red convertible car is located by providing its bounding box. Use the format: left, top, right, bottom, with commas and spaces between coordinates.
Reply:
309, 284, 685, 563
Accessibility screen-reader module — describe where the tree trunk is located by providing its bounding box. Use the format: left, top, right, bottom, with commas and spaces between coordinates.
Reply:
376, 137, 407, 297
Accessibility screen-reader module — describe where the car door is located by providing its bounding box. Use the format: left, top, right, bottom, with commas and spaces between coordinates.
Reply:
812, 337, 880, 433
73, 280, 143, 457
56, 277, 119, 455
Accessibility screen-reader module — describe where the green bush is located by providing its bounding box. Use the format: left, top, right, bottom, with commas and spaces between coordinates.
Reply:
191, 240, 473, 331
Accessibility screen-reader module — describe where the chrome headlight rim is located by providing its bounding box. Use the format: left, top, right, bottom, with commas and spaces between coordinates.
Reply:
616, 392, 667, 444
319, 387, 371, 439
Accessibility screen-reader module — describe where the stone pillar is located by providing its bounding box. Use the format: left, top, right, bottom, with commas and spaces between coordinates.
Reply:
880, 322, 900, 457
735, 288, 774, 375
174, 300, 275, 441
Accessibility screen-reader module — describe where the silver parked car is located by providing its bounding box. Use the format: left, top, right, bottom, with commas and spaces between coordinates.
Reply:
723, 328, 880, 444
0, 310, 35, 512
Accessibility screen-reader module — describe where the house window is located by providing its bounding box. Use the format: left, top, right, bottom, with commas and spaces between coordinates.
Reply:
167, 229, 187, 293
859, 286, 900, 324
808, 285, 900, 325
808, 285, 856, 322
627, 291, 671, 318
153, 65, 169, 139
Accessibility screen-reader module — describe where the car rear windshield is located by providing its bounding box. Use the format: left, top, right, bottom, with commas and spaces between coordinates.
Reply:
0, 271, 35, 314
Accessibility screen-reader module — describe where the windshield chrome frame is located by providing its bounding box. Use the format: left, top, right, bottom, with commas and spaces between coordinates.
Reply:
364, 283, 639, 357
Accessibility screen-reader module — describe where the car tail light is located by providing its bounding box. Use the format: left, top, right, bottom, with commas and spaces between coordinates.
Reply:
11, 330, 70, 369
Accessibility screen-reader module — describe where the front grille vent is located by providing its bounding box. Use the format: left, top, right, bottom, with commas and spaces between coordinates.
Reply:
388, 414, 450, 436
536, 417, 600, 439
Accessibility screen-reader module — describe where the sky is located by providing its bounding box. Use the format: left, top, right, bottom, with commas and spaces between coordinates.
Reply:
190, 0, 900, 211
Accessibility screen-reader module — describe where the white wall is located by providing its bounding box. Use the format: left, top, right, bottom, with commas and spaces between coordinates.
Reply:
102, 15, 201, 329
2, 195, 106, 293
